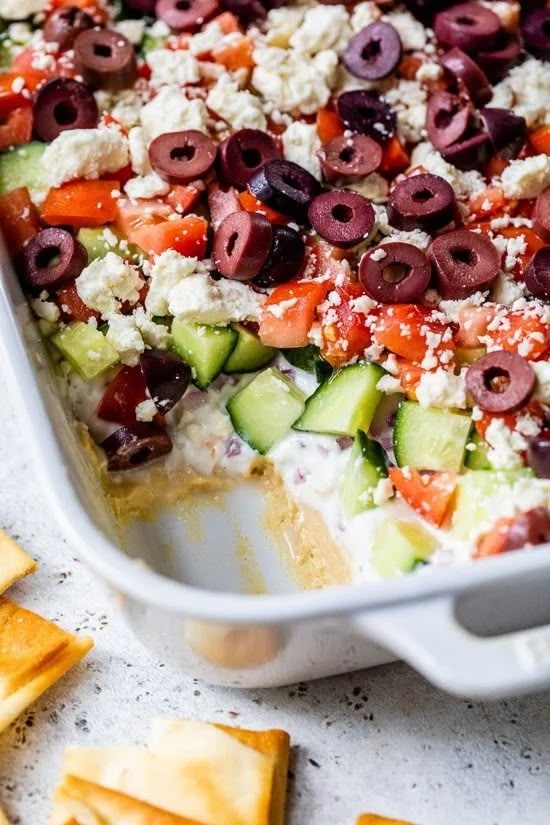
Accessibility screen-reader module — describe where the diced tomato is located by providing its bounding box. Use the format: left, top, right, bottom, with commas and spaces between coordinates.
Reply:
114, 197, 173, 240
166, 183, 204, 215
212, 35, 254, 70
397, 54, 423, 80
0, 74, 42, 118
96, 365, 148, 426
42, 180, 120, 227
10, 47, 73, 82
56, 282, 99, 323
238, 190, 288, 225
486, 156, 509, 179
212, 11, 241, 34
316, 108, 343, 144
130, 215, 208, 257
529, 124, 550, 155
305, 240, 348, 280
374, 304, 455, 364
475, 400, 545, 440
455, 305, 496, 348
379, 136, 410, 177
474, 517, 514, 558
487, 310, 549, 360
389, 468, 458, 527
46, 0, 109, 24
394, 357, 423, 400
259, 280, 330, 348
469, 187, 506, 219
470, 222, 544, 276
0, 186, 40, 258
0, 107, 33, 151
319, 282, 375, 367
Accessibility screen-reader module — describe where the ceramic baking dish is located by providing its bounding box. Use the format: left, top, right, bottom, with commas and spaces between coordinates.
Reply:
2, 237, 550, 699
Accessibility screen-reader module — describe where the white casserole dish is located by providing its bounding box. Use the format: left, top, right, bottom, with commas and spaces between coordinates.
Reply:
3, 238, 550, 699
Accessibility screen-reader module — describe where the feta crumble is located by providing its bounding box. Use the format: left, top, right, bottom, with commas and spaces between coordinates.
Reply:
76, 253, 143, 320
40, 129, 129, 187
281, 121, 321, 180
168, 274, 265, 324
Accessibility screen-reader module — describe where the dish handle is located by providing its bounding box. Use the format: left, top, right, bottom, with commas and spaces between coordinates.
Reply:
353, 594, 550, 698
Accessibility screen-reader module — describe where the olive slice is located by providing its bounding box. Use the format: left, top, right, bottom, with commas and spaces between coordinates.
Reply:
466, 351, 535, 414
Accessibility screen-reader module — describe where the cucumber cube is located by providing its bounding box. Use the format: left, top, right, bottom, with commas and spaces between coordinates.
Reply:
52, 322, 119, 381
76, 227, 144, 264
340, 431, 389, 518
227, 368, 306, 454
464, 430, 492, 470
224, 324, 277, 373
0, 142, 48, 196
371, 519, 438, 578
171, 319, 238, 389
452, 469, 534, 540
393, 401, 472, 472
293, 363, 384, 436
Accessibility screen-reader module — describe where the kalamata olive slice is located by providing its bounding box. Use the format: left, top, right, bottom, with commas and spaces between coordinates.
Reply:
101, 423, 173, 471
476, 32, 523, 83
465, 350, 535, 414
388, 173, 456, 233
524, 246, 550, 301
33, 77, 98, 142
218, 129, 280, 189
337, 90, 396, 144
149, 130, 216, 184
359, 242, 431, 303
213, 210, 272, 281
434, 3, 500, 52
429, 229, 500, 298
248, 159, 321, 221
140, 350, 191, 414
439, 47, 492, 107
319, 133, 382, 182
308, 190, 375, 247
343, 21, 402, 81
22, 228, 87, 292
522, 9, 550, 60
74, 29, 137, 91
440, 133, 492, 173
480, 107, 527, 160
502, 508, 550, 551
156, 0, 219, 31
43, 5, 94, 50
528, 432, 550, 479
533, 187, 550, 243
426, 91, 473, 151
254, 225, 305, 287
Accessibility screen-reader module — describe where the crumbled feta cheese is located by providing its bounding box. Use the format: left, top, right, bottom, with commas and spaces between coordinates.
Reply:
206, 76, 267, 131
281, 121, 321, 179
380, 227, 431, 251
348, 294, 377, 314
100, 89, 143, 130
145, 250, 200, 316
531, 360, 550, 404
1, 0, 46, 20
370, 247, 387, 262
263, 6, 305, 47
140, 87, 209, 142
136, 398, 157, 422
267, 297, 298, 318
289, 5, 351, 55
376, 374, 403, 394
128, 126, 152, 176
350, 1, 380, 33
372, 476, 395, 507
385, 80, 427, 143
168, 274, 265, 324
410, 144, 486, 201
40, 128, 129, 187
415, 61, 443, 83
500, 155, 550, 200
491, 271, 526, 306
106, 313, 145, 366
31, 291, 60, 323
147, 48, 200, 88
252, 46, 338, 115
133, 307, 170, 348
383, 10, 426, 51
189, 21, 223, 54
114, 19, 145, 45
76, 253, 143, 319
484, 417, 526, 469
491, 59, 550, 129
125, 171, 170, 200
415, 368, 467, 409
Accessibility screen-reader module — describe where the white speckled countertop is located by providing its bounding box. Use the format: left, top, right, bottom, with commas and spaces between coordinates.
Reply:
0, 373, 549, 825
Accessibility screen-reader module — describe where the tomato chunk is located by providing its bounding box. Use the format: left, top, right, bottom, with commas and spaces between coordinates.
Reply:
374, 304, 455, 364
389, 468, 458, 528
487, 310, 549, 360
238, 190, 288, 225
42, 180, 120, 227
96, 365, 148, 425
56, 282, 99, 323
130, 215, 208, 257
316, 108, 343, 144
259, 280, 330, 348
319, 282, 375, 367
0, 186, 40, 258
0, 107, 33, 152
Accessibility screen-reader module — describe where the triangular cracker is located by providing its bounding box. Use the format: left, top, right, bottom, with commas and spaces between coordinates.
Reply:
0, 598, 93, 733
0, 531, 36, 594
357, 815, 417, 824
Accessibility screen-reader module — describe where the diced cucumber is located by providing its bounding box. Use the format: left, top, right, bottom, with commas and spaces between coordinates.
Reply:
52, 322, 119, 381
293, 363, 384, 436
464, 430, 492, 470
0, 142, 48, 196
171, 319, 237, 389
452, 469, 534, 540
76, 227, 143, 264
224, 324, 277, 373
340, 431, 389, 518
393, 401, 471, 472
371, 519, 438, 578
226, 368, 306, 454
141, 32, 169, 54
282, 346, 332, 382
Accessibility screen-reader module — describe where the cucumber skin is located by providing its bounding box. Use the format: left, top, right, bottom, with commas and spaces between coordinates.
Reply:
171, 320, 238, 390
282, 346, 332, 382
340, 431, 389, 519
393, 401, 471, 473
0, 142, 48, 196
224, 324, 277, 374
52, 322, 119, 381
464, 430, 492, 470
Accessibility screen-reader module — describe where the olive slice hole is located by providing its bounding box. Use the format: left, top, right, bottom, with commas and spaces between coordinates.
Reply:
53, 100, 78, 125
411, 188, 434, 203
338, 146, 355, 163
331, 203, 354, 223
36, 245, 62, 268
456, 15, 475, 26
434, 108, 456, 130
170, 144, 196, 162
93, 43, 112, 58
241, 147, 262, 168
483, 366, 511, 394
176, 0, 190, 8
451, 246, 476, 266
129, 447, 152, 465
361, 39, 381, 61
382, 262, 411, 284
226, 231, 239, 257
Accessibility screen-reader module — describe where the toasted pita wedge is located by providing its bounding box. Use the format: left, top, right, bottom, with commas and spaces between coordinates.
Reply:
357, 815, 417, 824
0, 531, 36, 594
49, 775, 207, 825
0, 805, 10, 824
0, 598, 93, 733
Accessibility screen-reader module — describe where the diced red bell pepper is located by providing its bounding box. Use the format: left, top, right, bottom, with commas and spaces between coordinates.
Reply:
259, 280, 330, 348
0, 186, 40, 258
0, 74, 42, 119
212, 35, 254, 70
319, 281, 375, 367
238, 190, 288, 225
96, 365, 148, 426
114, 197, 173, 241
389, 468, 458, 528
130, 215, 208, 257
379, 135, 410, 177
56, 282, 100, 323
374, 304, 455, 364
166, 183, 204, 215
0, 107, 33, 152
316, 108, 343, 144
42, 180, 120, 227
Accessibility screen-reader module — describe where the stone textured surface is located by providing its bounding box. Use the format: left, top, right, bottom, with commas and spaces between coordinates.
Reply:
0, 374, 549, 824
